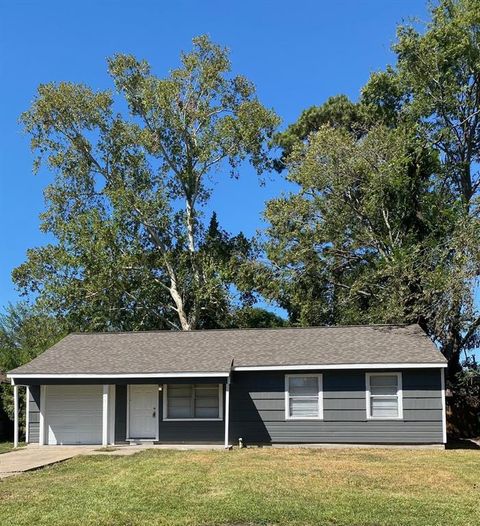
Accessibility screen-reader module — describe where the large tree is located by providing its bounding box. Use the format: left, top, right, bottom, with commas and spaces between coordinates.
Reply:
0, 303, 66, 419
394, 0, 480, 205
262, 124, 480, 374
15, 36, 279, 331
263, 0, 480, 376
363, 0, 480, 372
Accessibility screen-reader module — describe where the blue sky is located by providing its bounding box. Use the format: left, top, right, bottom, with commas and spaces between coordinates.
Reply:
0, 0, 429, 308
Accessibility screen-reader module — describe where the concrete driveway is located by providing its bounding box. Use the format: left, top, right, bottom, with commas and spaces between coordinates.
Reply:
0, 445, 97, 479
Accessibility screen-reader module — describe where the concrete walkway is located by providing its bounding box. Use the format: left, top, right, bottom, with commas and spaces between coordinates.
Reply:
0, 445, 96, 479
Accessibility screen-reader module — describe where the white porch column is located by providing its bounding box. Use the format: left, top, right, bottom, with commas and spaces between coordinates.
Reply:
102, 384, 109, 447
13, 384, 19, 448
25, 386, 30, 444
224, 377, 230, 449
39, 385, 46, 445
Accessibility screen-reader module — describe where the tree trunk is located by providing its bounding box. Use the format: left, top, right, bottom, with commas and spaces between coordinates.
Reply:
186, 199, 196, 254
168, 276, 192, 331
442, 329, 463, 382
163, 259, 193, 331
446, 349, 463, 382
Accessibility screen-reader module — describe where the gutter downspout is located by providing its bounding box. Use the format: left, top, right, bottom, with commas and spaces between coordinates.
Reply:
224, 359, 233, 449
441, 368, 447, 445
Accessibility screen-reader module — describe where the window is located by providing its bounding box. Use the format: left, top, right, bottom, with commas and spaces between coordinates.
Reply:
163, 384, 222, 420
366, 373, 403, 419
285, 374, 323, 420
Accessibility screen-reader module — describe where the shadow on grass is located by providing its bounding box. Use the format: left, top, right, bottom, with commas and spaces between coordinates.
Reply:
446, 438, 480, 449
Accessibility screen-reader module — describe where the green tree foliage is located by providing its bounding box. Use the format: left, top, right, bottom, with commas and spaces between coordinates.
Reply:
262, 0, 480, 377
229, 306, 286, 329
274, 95, 366, 171
263, 126, 480, 360
393, 0, 480, 204
0, 304, 66, 421
15, 36, 279, 331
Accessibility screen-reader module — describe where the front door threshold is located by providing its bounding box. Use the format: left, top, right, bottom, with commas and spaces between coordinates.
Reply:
127, 439, 156, 445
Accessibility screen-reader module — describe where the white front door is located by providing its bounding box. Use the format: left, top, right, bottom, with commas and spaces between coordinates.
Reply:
128, 384, 158, 439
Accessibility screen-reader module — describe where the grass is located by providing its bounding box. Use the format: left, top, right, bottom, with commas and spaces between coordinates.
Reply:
0, 441, 24, 454
0, 448, 479, 525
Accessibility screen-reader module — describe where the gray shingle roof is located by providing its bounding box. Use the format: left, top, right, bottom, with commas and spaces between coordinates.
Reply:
9, 324, 445, 376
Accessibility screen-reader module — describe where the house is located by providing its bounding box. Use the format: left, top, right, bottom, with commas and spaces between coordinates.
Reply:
7, 324, 447, 447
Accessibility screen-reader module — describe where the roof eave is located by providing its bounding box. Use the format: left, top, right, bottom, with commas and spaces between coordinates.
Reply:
233, 362, 447, 371
7, 361, 447, 381
7, 371, 231, 381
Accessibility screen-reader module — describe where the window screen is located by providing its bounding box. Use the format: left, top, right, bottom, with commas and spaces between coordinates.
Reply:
368, 374, 401, 418
166, 384, 220, 419
286, 375, 321, 419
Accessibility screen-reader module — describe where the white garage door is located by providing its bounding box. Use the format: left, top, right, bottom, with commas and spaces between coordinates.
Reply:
46, 385, 103, 445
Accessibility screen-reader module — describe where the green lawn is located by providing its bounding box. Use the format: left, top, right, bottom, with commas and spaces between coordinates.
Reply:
0, 441, 24, 454
0, 448, 479, 526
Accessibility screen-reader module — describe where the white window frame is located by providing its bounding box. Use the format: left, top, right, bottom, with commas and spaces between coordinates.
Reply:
366, 372, 403, 420
285, 373, 323, 420
162, 383, 223, 421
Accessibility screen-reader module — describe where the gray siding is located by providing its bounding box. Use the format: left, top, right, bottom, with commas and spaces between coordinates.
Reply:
229, 369, 443, 444
157, 386, 224, 443
113, 384, 225, 444
26, 370, 443, 446
28, 385, 41, 444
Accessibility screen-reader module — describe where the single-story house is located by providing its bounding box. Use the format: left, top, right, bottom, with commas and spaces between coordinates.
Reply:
7, 324, 447, 448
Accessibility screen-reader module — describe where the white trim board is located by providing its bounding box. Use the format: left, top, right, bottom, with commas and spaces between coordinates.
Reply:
224, 380, 230, 448
233, 363, 446, 371
13, 385, 19, 448
108, 384, 116, 446
25, 385, 30, 444
102, 384, 109, 447
39, 385, 46, 446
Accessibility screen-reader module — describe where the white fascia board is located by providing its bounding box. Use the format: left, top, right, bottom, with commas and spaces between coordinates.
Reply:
7, 371, 230, 380
233, 362, 447, 371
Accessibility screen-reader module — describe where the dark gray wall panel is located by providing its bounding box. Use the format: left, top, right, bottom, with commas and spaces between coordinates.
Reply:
157, 385, 225, 443
229, 369, 443, 445
403, 370, 441, 390
158, 421, 224, 443
115, 385, 127, 442
28, 385, 40, 443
